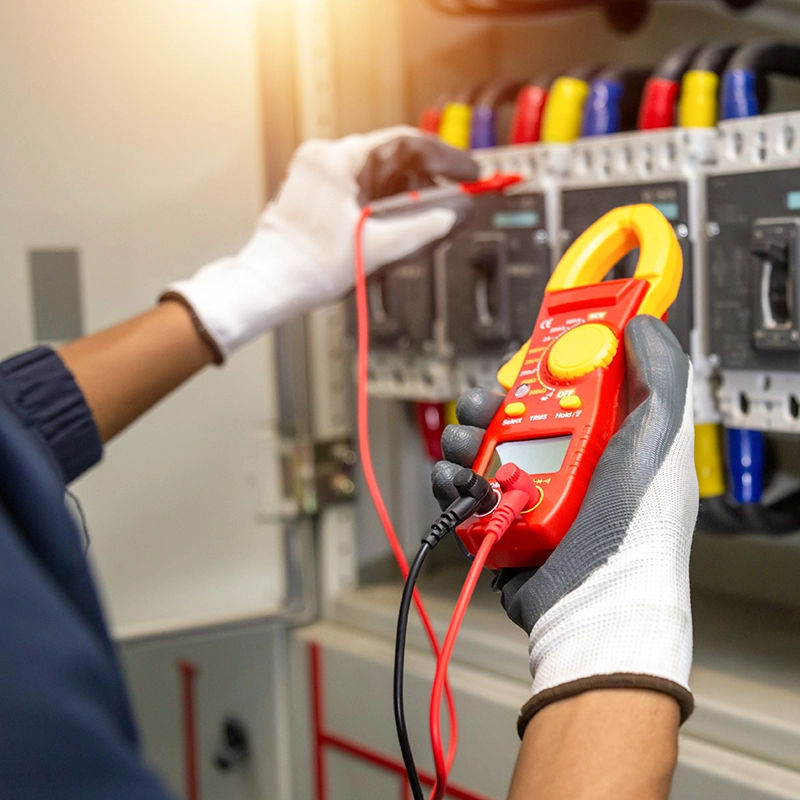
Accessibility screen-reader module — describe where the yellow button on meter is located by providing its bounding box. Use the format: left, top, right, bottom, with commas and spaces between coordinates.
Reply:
504, 402, 526, 417
547, 323, 619, 380
559, 394, 582, 410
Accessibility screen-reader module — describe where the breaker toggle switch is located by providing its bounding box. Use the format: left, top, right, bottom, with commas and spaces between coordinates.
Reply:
470, 237, 511, 343
751, 220, 800, 351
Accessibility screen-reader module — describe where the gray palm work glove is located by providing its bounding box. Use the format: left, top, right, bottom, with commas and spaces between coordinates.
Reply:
432, 316, 698, 736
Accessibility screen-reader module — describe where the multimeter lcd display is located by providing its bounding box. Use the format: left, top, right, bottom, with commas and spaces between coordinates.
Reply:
485, 436, 572, 479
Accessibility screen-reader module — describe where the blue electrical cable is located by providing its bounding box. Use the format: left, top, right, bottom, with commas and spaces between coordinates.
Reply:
470, 81, 525, 149
721, 41, 800, 120
581, 67, 650, 137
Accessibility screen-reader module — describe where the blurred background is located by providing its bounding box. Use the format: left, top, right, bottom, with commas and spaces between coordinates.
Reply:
3, 0, 800, 798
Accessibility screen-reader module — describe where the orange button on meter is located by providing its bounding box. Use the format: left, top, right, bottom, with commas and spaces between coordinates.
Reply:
559, 395, 582, 410
547, 323, 618, 380
504, 402, 526, 417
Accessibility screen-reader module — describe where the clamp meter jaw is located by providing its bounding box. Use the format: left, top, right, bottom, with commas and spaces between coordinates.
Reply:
457, 204, 683, 569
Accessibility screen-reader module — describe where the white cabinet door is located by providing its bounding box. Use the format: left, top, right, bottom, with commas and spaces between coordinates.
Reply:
0, 0, 290, 638
121, 622, 292, 800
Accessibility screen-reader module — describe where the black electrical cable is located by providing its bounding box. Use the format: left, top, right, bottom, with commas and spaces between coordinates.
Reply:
394, 469, 496, 799
653, 43, 704, 81
394, 540, 433, 800
428, 0, 603, 16
690, 41, 738, 74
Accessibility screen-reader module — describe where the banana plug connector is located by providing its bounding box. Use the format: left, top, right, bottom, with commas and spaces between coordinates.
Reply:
484, 463, 539, 540
423, 469, 497, 548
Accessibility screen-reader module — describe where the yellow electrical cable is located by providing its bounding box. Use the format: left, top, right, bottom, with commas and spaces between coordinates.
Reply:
678, 70, 719, 128
438, 102, 472, 150
695, 422, 726, 498
541, 77, 590, 143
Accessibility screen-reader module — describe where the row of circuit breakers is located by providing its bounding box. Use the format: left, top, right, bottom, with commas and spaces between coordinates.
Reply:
361, 110, 800, 439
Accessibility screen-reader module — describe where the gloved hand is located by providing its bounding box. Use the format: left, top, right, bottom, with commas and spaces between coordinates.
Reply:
432, 316, 698, 736
163, 126, 477, 362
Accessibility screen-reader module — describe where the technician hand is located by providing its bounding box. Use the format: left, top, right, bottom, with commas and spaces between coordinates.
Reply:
163, 127, 477, 362
432, 316, 698, 736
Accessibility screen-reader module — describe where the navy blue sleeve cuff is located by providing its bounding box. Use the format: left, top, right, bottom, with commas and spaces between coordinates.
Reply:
0, 347, 103, 484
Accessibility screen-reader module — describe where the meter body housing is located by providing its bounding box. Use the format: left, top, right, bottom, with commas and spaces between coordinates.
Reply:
458, 203, 683, 568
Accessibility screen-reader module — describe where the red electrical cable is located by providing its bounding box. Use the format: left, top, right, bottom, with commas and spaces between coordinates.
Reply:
353, 207, 460, 785
428, 534, 496, 799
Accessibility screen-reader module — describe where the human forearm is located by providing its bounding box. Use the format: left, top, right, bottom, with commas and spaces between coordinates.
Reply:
508, 689, 679, 800
58, 301, 213, 442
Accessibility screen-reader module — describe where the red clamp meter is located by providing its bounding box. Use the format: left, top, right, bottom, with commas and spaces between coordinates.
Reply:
457, 204, 683, 569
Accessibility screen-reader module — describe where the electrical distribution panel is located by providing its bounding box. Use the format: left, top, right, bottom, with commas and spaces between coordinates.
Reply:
360, 148, 553, 399
707, 113, 800, 432
359, 112, 800, 440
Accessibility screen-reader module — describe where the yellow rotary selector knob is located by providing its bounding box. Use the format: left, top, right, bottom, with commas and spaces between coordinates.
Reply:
547, 323, 619, 380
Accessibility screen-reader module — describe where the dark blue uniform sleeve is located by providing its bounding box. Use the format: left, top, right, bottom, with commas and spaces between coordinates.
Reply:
0, 346, 103, 484
0, 349, 176, 800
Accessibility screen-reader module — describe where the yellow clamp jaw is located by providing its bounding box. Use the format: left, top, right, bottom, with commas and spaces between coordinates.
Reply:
497, 204, 683, 390
546, 203, 683, 318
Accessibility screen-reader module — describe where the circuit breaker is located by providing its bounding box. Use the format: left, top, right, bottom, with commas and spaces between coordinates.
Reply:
707, 112, 800, 432
359, 254, 453, 400
437, 189, 551, 391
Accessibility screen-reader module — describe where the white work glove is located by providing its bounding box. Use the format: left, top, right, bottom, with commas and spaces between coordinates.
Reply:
432, 316, 698, 736
162, 126, 477, 362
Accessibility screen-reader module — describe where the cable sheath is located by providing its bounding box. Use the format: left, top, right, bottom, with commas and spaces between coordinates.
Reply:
394, 543, 433, 800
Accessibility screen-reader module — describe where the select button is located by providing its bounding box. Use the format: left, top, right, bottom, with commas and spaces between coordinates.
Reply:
504, 402, 527, 417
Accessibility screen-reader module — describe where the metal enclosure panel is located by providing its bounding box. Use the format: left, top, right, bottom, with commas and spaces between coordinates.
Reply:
120, 622, 291, 800
0, 0, 287, 637
291, 615, 800, 800
291, 621, 525, 800
674, 738, 800, 800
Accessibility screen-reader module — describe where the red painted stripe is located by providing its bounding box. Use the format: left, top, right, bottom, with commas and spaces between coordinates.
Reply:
309, 642, 493, 800
323, 732, 492, 800
177, 660, 200, 800
309, 643, 328, 800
